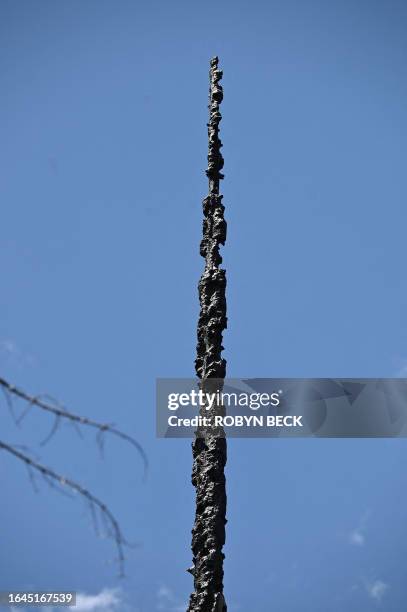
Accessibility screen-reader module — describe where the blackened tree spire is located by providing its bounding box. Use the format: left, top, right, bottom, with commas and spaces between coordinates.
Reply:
187, 56, 228, 612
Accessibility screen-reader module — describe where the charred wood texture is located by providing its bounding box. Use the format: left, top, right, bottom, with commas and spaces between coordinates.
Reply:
187, 56, 228, 612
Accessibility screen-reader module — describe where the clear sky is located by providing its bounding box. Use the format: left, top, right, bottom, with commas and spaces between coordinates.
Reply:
1, 1, 407, 610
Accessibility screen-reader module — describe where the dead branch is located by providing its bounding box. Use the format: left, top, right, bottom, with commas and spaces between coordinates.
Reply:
0, 376, 147, 479
0, 439, 131, 577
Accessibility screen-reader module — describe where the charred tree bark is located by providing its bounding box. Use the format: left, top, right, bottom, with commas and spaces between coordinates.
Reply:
187, 57, 228, 612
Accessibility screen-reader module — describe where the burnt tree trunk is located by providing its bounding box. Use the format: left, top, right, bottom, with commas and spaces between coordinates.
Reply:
187, 56, 228, 612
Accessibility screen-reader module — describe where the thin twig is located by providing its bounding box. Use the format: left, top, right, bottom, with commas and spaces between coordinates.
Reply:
40, 414, 61, 446
87, 498, 100, 538
26, 463, 39, 494
1, 385, 19, 426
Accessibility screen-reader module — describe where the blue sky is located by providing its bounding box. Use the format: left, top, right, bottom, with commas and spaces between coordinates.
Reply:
1, 0, 407, 610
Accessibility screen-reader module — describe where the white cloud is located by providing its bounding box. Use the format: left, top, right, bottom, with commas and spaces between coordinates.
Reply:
157, 586, 187, 611
1, 340, 18, 355
68, 588, 121, 611
349, 529, 365, 546
349, 511, 371, 547
394, 360, 407, 377
366, 580, 388, 602
0, 339, 35, 368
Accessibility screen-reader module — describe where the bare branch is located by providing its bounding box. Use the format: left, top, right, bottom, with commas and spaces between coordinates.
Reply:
0, 376, 148, 480
41, 470, 75, 499
0, 439, 131, 577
